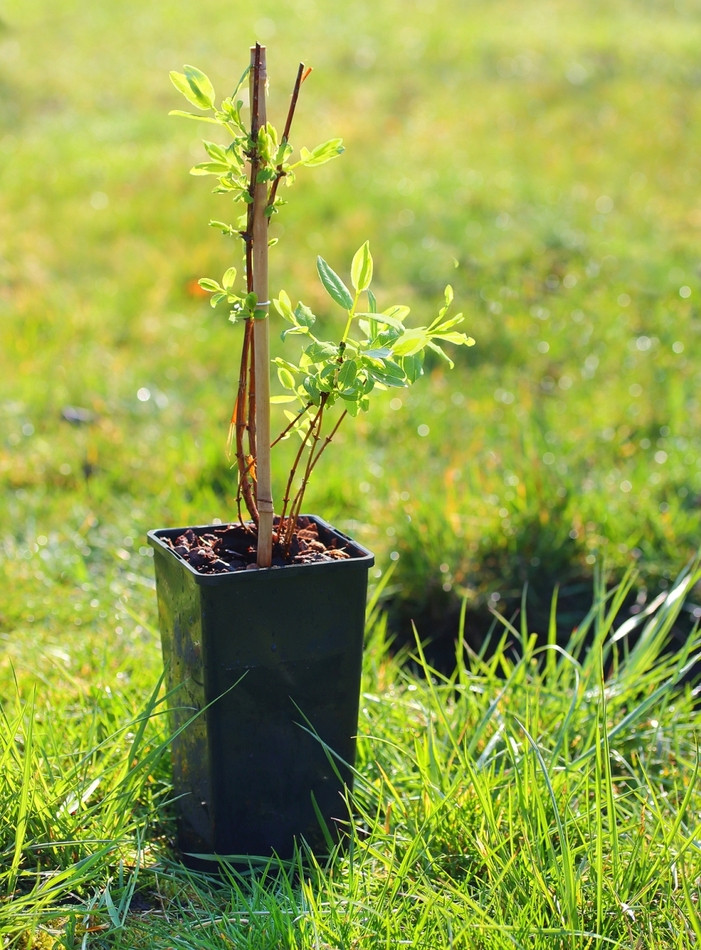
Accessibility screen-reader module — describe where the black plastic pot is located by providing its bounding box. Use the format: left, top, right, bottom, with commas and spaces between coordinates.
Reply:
147, 515, 373, 864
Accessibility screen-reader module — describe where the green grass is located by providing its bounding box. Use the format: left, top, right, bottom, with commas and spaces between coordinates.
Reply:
1, 567, 699, 947
3, 0, 700, 623
1, 0, 701, 944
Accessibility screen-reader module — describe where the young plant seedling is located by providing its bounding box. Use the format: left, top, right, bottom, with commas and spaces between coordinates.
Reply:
170, 46, 475, 567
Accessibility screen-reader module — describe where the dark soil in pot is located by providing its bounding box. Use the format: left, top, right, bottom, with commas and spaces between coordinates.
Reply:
160, 515, 355, 574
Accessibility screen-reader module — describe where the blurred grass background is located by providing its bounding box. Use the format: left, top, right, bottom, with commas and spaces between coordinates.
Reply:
1, 0, 700, 665
1, 1, 701, 943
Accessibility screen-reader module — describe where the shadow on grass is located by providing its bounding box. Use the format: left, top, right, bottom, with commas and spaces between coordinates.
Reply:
386, 558, 701, 685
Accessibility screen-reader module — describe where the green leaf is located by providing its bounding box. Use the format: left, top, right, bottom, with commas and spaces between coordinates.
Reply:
355, 310, 406, 332
392, 329, 429, 357
273, 357, 299, 373
376, 327, 402, 347
357, 318, 375, 340
222, 267, 237, 290
317, 257, 354, 310
435, 330, 475, 346
350, 242, 373, 293
383, 305, 410, 323
257, 124, 278, 164
277, 366, 297, 390
184, 65, 216, 107
337, 359, 358, 391
382, 358, 406, 380
294, 302, 316, 327
401, 352, 425, 383
274, 141, 294, 165
198, 278, 222, 294
427, 341, 455, 368
208, 220, 237, 235
281, 324, 309, 341
303, 375, 321, 401
369, 361, 408, 388
428, 313, 465, 333
298, 138, 345, 167
340, 386, 362, 403
274, 290, 295, 322
190, 161, 231, 176
362, 346, 393, 360
305, 340, 338, 362
170, 66, 216, 111
203, 140, 229, 162
229, 65, 252, 103
168, 110, 221, 125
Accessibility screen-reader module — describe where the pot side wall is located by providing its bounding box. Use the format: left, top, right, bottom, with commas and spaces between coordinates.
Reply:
148, 517, 374, 861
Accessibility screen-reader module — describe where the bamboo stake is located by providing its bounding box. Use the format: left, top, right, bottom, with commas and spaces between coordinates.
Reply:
250, 45, 274, 567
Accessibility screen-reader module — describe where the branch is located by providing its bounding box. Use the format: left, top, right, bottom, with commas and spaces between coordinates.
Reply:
280, 401, 349, 555
270, 400, 315, 449
229, 318, 258, 524
278, 398, 326, 534
268, 63, 309, 213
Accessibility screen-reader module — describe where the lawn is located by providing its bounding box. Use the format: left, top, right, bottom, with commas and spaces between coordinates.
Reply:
1, 0, 700, 945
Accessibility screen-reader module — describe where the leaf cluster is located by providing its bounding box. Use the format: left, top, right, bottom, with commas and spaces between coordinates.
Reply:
272, 242, 475, 426
169, 64, 343, 237
170, 63, 473, 443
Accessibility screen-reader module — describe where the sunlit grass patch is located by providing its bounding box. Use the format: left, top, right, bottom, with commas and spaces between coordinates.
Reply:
0, 567, 698, 947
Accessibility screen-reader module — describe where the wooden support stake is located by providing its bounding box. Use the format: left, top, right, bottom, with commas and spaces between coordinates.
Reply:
250, 44, 274, 567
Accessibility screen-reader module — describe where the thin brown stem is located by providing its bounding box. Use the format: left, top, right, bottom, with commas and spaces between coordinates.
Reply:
308, 408, 348, 474
279, 399, 326, 530
270, 401, 315, 449
230, 318, 258, 523
268, 63, 308, 213
247, 328, 257, 465
282, 65, 306, 144
232, 45, 264, 529
243, 48, 261, 292
288, 407, 347, 528
280, 401, 348, 555
284, 421, 323, 550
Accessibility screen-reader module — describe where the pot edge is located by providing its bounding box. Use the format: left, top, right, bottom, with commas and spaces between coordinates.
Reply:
147, 513, 375, 585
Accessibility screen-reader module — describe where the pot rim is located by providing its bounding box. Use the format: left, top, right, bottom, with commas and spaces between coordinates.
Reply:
147, 513, 374, 585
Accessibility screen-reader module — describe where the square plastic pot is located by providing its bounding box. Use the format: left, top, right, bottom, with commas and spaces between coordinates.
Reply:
147, 515, 373, 864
